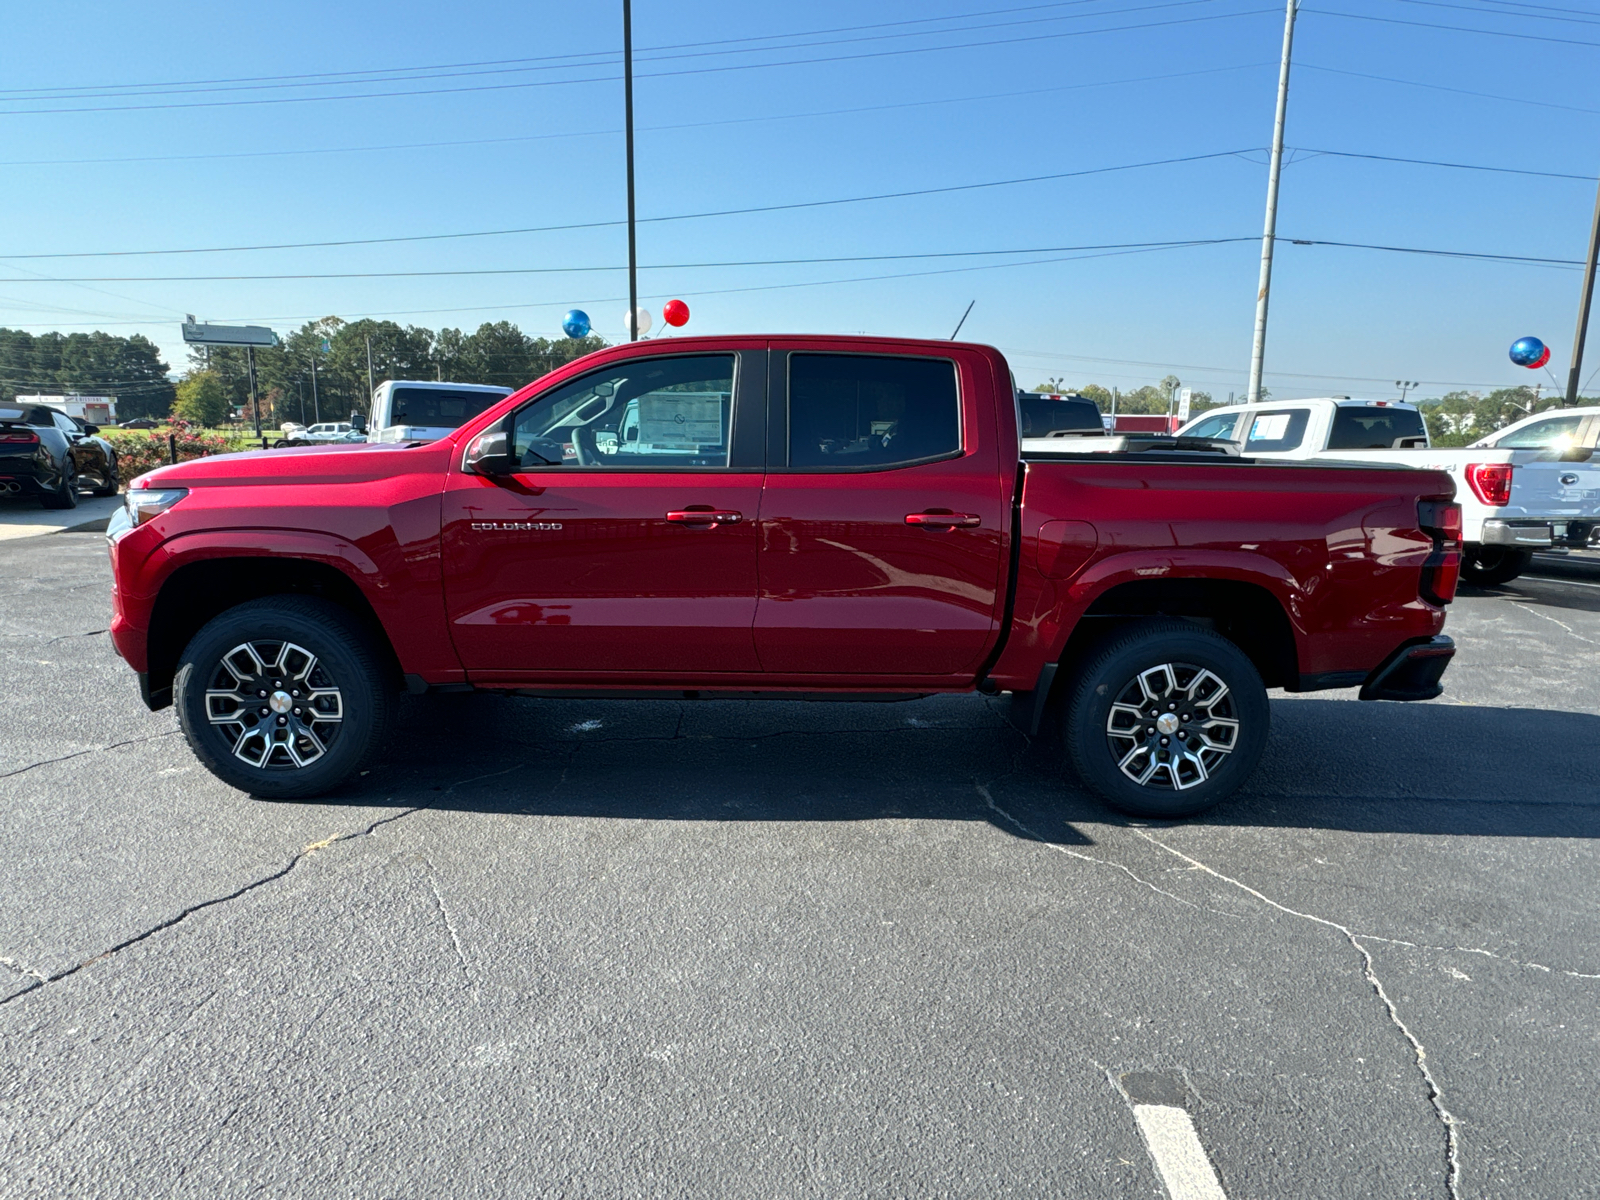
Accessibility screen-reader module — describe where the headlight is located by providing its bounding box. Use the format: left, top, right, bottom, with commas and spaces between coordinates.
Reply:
124, 487, 189, 528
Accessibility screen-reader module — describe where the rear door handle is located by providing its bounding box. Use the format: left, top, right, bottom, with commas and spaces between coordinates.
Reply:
666, 509, 743, 525
905, 511, 981, 528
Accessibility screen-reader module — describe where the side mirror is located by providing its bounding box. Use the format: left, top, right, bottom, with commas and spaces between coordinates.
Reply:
464, 428, 516, 475
350, 412, 368, 435
82, 423, 100, 435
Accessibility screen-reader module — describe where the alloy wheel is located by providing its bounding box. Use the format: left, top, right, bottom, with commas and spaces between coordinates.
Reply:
203, 640, 344, 769
1105, 661, 1239, 790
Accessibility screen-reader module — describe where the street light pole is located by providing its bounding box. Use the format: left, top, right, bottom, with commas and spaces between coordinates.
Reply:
246, 345, 261, 438
310, 358, 320, 424
364, 334, 375, 416
623, 0, 639, 342
1247, 0, 1301, 405
1565, 176, 1600, 406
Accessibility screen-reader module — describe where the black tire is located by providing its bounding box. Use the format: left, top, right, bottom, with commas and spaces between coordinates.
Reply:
175, 596, 395, 799
1460, 545, 1532, 587
1063, 619, 1270, 819
38, 458, 77, 509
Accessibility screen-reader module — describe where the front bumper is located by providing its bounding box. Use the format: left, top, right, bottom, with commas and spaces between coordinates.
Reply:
1360, 635, 1455, 702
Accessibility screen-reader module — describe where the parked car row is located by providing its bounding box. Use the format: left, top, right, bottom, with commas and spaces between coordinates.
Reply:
0, 402, 119, 508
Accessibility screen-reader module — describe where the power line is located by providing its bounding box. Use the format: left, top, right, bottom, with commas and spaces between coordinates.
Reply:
1394, 0, 1600, 25
1288, 146, 1598, 181
1299, 61, 1600, 117
0, 233, 1587, 285
0, 0, 1225, 105
0, 238, 1260, 282
0, 150, 1262, 260
0, 0, 1173, 98
0, 62, 1273, 168
1304, 5, 1600, 49
0, 7, 1279, 116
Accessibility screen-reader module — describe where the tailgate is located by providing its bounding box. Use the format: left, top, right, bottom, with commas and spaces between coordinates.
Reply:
1505, 451, 1600, 521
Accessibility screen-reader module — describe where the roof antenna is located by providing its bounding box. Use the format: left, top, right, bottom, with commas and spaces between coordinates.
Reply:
949, 300, 975, 341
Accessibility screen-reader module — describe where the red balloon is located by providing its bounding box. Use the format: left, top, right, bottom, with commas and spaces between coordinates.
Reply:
662, 299, 690, 327
1532, 345, 1552, 369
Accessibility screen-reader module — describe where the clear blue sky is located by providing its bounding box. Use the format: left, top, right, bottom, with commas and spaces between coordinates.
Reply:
4, 0, 1599, 400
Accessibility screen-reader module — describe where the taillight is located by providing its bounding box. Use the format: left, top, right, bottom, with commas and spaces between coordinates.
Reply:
1417, 498, 1462, 606
1465, 461, 1513, 507
0, 429, 40, 445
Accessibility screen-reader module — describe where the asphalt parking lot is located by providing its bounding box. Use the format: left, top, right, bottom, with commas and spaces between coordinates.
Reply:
2, 530, 1596, 1199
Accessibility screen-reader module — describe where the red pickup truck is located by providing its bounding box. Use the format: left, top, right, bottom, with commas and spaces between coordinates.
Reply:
107, 336, 1460, 818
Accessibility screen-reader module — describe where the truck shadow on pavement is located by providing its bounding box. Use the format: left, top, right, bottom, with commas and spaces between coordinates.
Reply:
309, 691, 1600, 845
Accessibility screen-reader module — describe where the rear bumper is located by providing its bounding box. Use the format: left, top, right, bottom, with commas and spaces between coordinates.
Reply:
0, 472, 50, 496
1359, 635, 1455, 702
1480, 519, 1600, 549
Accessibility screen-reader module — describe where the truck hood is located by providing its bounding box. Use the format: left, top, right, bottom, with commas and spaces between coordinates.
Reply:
133, 440, 449, 490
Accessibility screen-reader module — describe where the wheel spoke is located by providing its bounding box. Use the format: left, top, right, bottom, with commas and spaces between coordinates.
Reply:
205, 690, 246, 724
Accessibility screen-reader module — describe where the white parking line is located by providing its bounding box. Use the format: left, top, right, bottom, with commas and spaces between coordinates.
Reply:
1132, 1103, 1228, 1200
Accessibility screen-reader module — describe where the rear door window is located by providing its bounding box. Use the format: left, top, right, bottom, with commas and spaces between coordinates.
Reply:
1328, 406, 1427, 449
787, 354, 960, 469
1242, 408, 1311, 452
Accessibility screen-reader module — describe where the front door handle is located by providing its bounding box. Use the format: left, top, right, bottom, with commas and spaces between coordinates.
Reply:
666, 509, 744, 525
905, 510, 981, 528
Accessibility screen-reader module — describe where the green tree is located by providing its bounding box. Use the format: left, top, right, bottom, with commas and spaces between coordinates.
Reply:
173, 371, 230, 426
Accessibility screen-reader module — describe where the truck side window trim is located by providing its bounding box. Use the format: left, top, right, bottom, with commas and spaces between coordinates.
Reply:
498, 350, 766, 472
770, 350, 966, 474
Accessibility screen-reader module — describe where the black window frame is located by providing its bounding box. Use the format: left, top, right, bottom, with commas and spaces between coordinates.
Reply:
767, 350, 965, 473
501, 349, 766, 473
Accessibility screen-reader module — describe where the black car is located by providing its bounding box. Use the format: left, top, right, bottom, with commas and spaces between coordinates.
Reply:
0, 404, 119, 508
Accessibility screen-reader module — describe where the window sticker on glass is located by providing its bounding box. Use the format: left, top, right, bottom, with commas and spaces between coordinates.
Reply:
1250, 413, 1290, 442
638, 394, 723, 447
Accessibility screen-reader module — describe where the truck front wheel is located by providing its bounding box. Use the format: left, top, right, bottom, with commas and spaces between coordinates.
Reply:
1460, 545, 1532, 586
174, 596, 395, 799
1063, 620, 1269, 819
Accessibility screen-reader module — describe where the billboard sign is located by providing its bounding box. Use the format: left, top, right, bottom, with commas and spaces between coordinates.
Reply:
181, 322, 278, 348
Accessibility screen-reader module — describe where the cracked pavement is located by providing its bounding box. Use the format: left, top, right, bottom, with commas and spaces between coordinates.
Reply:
1, 532, 1597, 1198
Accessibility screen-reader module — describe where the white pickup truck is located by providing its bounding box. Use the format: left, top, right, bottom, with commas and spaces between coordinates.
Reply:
361, 380, 513, 444
1177, 398, 1600, 585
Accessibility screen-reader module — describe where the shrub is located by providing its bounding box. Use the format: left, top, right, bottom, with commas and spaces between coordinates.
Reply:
114, 420, 239, 487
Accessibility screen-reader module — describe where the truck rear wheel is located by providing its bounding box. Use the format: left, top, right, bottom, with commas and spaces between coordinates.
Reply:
1460, 545, 1532, 586
1063, 620, 1269, 819
174, 596, 394, 799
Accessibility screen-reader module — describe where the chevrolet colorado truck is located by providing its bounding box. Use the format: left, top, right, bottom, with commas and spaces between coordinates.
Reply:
107, 336, 1461, 818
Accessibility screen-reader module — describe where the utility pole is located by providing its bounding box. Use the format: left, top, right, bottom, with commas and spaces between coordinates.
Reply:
310, 357, 320, 424
298, 377, 306, 424
623, 0, 639, 341
1247, 0, 1301, 405
364, 334, 375, 415
1565, 176, 1600, 406
246, 345, 261, 438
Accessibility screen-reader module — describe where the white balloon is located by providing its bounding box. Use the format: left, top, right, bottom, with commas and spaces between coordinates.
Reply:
623, 306, 653, 336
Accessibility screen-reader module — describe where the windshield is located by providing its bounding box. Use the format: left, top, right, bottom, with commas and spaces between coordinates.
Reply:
388, 387, 505, 428
1328, 405, 1428, 449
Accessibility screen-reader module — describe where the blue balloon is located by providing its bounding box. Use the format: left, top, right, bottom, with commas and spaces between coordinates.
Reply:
1509, 336, 1547, 367
561, 309, 591, 339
